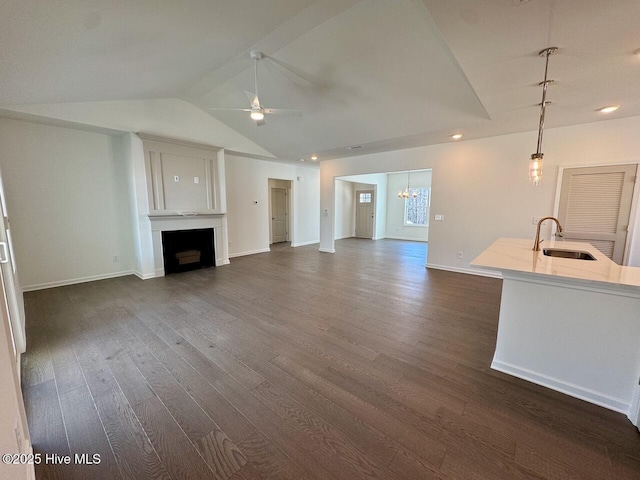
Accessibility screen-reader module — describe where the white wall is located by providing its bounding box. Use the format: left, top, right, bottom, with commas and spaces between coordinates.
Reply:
334, 179, 355, 239
321, 116, 640, 272
0, 118, 135, 290
386, 170, 431, 242
225, 154, 320, 257
1, 98, 272, 158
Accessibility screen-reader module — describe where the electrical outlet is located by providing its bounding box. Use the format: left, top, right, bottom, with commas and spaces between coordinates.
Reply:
113, 255, 119, 263
194, 176, 200, 184
457, 251, 464, 259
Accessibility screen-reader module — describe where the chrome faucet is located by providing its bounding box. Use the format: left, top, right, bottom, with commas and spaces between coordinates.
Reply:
533, 216, 563, 251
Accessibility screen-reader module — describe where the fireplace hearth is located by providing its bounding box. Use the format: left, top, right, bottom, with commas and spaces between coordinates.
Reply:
161, 228, 215, 274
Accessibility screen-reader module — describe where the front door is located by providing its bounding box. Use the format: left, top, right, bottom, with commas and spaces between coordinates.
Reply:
355, 190, 374, 239
558, 164, 637, 264
0, 166, 25, 359
271, 188, 288, 244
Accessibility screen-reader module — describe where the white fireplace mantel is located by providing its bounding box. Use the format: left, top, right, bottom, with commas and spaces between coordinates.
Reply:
148, 214, 230, 277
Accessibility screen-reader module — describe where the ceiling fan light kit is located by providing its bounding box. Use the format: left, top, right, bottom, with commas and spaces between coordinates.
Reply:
209, 50, 301, 127
529, 46, 557, 187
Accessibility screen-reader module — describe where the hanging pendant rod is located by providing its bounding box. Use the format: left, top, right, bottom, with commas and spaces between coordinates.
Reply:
534, 47, 557, 155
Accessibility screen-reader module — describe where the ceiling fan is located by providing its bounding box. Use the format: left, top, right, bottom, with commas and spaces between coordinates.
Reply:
210, 51, 302, 126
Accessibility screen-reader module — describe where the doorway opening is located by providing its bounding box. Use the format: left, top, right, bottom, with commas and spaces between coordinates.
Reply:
334, 170, 432, 265
268, 179, 292, 245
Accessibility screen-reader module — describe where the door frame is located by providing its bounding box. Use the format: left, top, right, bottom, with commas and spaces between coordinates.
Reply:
268, 179, 293, 245
553, 162, 640, 265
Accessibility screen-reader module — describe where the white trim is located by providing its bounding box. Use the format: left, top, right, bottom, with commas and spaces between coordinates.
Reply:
217, 258, 230, 266
385, 235, 428, 242
229, 248, 271, 258
426, 263, 502, 279
491, 359, 630, 415
134, 271, 155, 280
319, 248, 335, 254
291, 240, 319, 247
22, 270, 134, 292
629, 384, 640, 426
334, 235, 354, 240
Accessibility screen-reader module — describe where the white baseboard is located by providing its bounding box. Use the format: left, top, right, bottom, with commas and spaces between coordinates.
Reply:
22, 270, 134, 292
492, 359, 630, 415
134, 271, 156, 280
629, 384, 640, 426
319, 248, 335, 254
217, 258, 230, 266
334, 235, 353, 240
292, 240, 319, 247
229, 248, 271, 258
385, 235, 427, 242
426, 263, 502, 279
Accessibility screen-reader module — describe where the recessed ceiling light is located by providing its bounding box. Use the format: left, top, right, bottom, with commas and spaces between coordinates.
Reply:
597, 105, 620, 113
347, 145, 363, 150
299, 158, 305, 162
451, 133, 463, 140
311, 155, 318, 161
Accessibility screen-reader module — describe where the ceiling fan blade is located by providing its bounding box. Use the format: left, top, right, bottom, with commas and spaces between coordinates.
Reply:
256, 118, 266, 127
245, 90, 260, 109
209, 108, 252, 112
264, 108, 303, 116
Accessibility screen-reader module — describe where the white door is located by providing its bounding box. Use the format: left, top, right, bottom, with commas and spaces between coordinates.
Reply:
355, 190, 374, 239
558, 164, 637, 264
271, 188, 288, 244
0, 166, 25, 358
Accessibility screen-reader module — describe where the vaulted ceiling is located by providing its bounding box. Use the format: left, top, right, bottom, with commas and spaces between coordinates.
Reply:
2, 0, 639, 163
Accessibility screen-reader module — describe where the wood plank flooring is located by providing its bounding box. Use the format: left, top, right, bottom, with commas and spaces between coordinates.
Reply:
21, 239, 640, 479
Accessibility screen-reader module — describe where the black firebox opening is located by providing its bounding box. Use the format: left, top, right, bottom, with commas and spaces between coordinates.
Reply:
161, 228, 215, 275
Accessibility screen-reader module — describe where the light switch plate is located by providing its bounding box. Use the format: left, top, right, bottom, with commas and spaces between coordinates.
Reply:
194, 177, 200, 184
434, 214, 444, 221
174, 175, 179, 182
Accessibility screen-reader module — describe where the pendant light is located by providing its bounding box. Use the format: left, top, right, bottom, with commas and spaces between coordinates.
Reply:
529, 47, 557, 186
398, 170, 418, 199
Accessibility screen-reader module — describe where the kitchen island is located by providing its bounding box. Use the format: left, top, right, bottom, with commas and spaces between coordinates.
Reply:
471, 237, 640, 424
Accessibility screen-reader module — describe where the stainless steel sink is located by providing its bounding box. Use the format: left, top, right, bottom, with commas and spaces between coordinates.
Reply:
543, 248, 596, 260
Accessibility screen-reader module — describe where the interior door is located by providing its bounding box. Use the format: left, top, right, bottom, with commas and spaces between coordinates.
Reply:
558, 164, 637, 264
355, 190, 374, 239
0, 165, 25, 359
271, 187, 288, 244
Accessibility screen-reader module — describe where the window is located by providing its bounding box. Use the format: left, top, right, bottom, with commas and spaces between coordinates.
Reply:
359, 192, 372, 203
404, 187, 430, 226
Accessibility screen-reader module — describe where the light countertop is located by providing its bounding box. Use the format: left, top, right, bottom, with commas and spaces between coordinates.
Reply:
471, 237, 640, 288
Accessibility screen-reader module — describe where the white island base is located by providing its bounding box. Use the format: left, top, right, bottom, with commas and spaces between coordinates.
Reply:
472, 238, 640, 425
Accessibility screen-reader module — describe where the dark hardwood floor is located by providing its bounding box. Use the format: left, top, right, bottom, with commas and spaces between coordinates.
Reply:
21, 239, 640, 479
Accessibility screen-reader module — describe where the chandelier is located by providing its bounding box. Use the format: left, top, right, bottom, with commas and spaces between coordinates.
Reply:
529, 47, 557, 186
398, 170, 418, 199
